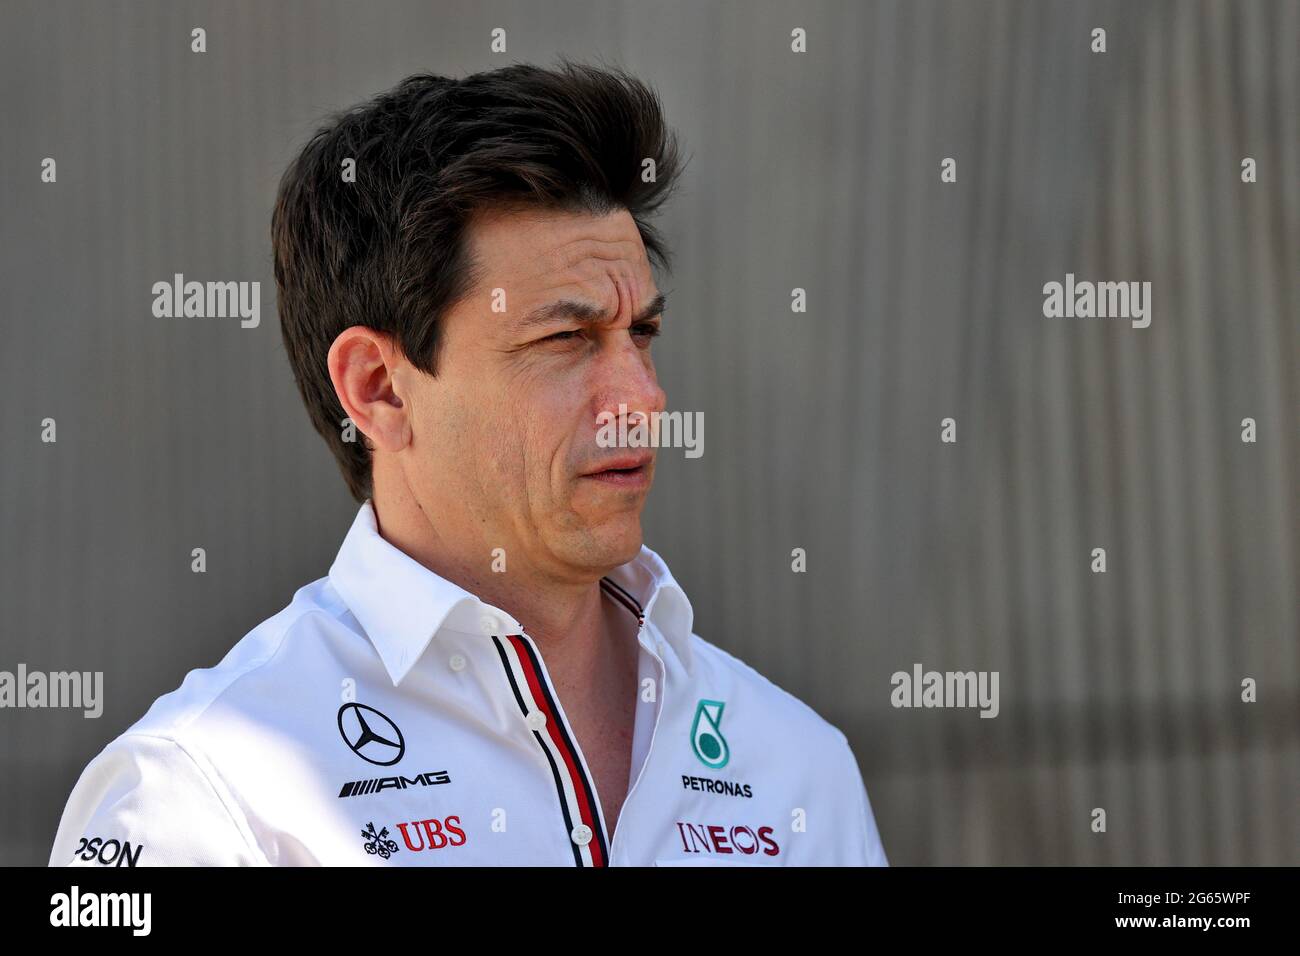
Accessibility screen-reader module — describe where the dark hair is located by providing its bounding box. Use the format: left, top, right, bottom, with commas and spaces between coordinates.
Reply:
271, 59, 685, 502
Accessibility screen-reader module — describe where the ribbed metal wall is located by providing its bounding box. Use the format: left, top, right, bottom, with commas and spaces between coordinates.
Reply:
1, 0, 1295, 865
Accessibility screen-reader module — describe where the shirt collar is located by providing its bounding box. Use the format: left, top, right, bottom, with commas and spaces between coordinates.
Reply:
327, 500, 695, 686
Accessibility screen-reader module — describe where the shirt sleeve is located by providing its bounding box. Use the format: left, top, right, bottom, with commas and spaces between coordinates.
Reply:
841, 733, 889, 866
49, 732, 265, 867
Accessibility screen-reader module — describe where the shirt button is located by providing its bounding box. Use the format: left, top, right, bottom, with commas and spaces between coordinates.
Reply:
449, 654, 467, 672
571, 824, 592, 846
479, 614, 501, 636
525, 709, 547, 732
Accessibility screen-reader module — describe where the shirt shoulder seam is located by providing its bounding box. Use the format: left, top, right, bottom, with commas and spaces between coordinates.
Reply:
118, 731, 269, 865
159, 603, 344, 738
687, 632, 845, 741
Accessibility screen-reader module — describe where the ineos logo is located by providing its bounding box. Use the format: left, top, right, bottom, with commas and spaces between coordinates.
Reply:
337, 703, 405, 766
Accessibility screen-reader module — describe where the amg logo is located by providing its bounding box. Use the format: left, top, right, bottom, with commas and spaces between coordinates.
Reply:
338, 770, 451, 798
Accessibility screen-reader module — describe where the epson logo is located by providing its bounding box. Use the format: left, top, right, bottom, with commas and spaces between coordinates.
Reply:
338, 770, 451, 798
72, 836, 142, 867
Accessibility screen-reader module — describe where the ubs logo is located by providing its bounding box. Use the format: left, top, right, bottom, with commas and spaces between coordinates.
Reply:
360, 817, 467, 859
397, 816, 467, 852
361, 822, 400, 859
338, 703, 406, 766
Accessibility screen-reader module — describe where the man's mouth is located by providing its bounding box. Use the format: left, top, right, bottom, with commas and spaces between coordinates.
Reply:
581, 453, 653, 488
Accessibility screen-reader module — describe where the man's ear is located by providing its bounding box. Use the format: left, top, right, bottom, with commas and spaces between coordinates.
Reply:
327, 327, 410, 453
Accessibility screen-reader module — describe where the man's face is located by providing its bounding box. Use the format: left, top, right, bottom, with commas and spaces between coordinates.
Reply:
396, 206, 668, 583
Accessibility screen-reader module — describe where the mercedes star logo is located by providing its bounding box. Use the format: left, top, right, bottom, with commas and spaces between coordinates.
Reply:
337, 703, 406, 766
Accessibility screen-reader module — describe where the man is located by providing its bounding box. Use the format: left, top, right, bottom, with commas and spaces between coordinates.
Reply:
49, 60, 887, 866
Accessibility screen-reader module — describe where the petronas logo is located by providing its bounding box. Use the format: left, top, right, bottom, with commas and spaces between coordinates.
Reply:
690, 699, 730, 769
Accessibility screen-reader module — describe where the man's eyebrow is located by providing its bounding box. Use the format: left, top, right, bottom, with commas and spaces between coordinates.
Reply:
515, 291, 667, 330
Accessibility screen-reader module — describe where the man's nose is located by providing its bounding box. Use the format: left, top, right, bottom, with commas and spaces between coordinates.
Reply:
594, 334, 667, 425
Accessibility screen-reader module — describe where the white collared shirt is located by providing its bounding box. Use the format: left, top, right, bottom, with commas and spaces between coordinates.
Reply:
50, 501, 887, 867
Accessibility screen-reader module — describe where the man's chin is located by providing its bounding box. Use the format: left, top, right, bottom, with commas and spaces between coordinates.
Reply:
564, 514, 644, 575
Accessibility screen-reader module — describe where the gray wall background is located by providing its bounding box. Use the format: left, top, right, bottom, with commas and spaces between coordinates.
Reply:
1, 0, 1295, 866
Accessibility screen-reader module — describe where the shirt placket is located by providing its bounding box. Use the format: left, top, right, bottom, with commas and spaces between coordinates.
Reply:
475, 581, 668, 867
487, 626, 614, 866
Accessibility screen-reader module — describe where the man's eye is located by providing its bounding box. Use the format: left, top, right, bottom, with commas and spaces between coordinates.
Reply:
537, 325, 660, 347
